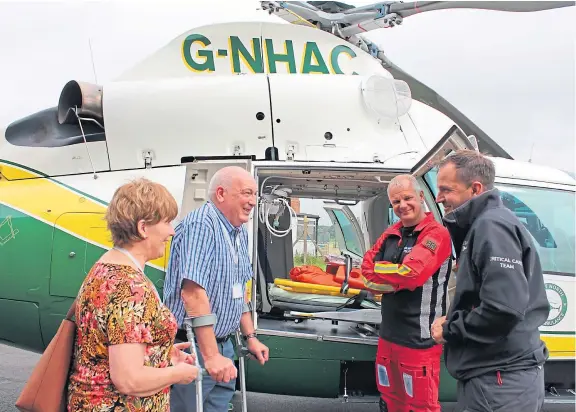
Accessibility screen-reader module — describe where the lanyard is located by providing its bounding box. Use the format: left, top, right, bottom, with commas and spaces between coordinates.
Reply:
114, 247, 145, 272
114, 247, 161, 301
210, 204, 240, 266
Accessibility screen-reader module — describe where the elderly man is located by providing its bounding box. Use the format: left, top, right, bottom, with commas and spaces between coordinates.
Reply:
164, 166, 269, 412
361, 174, 452, 412
431, 150, 549, 411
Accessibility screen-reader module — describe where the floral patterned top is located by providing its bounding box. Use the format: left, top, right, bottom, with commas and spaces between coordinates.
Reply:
67, 262, 178, 411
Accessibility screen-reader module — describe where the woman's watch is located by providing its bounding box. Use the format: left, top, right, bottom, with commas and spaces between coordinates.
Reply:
243, 332, 257, 341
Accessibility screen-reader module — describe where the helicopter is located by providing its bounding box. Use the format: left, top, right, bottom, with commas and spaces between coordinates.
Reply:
0, 0, 574, 405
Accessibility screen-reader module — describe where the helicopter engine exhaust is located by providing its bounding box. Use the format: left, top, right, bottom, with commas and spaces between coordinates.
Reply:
57, 80, 104, 125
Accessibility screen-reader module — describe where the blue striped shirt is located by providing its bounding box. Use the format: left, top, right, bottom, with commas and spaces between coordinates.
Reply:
163, 201, 252, 338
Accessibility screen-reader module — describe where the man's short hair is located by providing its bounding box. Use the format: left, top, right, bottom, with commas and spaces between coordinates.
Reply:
207, 166, 249, 201
437, 149, 495, 189
387, 174, 421, 197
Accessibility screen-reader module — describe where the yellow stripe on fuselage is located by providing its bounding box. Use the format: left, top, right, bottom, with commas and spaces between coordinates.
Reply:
0, 162, 166, 269
541, 335, 576, 359
0, 163, 106, 223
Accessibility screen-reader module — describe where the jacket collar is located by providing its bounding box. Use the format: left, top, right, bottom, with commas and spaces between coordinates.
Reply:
386, 211, 436, 237
442, 189, 502, 255
442, 189, 502, 231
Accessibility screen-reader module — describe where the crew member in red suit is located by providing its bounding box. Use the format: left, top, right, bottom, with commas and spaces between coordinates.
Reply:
362, 175, 452, 412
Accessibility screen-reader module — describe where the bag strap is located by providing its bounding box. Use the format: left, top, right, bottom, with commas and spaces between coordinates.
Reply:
65, 299, 77, 321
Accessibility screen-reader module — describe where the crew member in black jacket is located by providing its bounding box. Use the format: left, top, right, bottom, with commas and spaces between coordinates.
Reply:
431, 150, 550, 412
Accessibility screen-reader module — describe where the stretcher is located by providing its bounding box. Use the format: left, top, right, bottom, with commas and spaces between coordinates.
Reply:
183, 318, 250, 412
273, 278, 388, 300
268, 283, 380, 312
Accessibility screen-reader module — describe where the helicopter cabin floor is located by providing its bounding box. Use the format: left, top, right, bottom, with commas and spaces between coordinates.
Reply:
256, 316, 378, 345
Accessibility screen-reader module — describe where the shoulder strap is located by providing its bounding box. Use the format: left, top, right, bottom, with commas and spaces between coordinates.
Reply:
65, 299, 77, 321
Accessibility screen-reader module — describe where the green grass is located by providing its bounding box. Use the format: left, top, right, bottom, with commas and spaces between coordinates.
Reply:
293, 254, 326, 270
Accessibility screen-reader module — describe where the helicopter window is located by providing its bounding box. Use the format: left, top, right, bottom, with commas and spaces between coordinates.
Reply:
423, 167, 446, 214
388, 206, 401, 225
332, 209, 364, 257
292, 199, 364, 268
494, 184, 575, 275
423, 165, 574, 275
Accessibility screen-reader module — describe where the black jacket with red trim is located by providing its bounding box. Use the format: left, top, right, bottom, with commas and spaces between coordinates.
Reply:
441, 190, 549, 380
361, 212, 452, 349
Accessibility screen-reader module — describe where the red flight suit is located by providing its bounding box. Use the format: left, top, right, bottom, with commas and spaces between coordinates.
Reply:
362, 212, 452, 412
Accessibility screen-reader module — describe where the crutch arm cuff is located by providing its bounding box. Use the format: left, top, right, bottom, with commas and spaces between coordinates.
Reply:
242, 302, 252, 314
183, 314, 217, 328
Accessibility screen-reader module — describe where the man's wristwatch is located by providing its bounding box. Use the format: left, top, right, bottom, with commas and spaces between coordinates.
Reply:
243, 332, 257, 341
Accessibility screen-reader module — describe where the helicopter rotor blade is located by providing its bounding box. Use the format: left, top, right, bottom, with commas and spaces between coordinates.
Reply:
378, 52, 512, 159
275, 2, 332, 24
261, 1, 381, 27
389, 1, 575, 18
339, 1, 575, 36
263, 1, 574, 37
260, 0, 563, 158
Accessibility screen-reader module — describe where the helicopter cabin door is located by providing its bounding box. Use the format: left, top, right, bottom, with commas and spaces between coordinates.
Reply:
409, 124, 476, 306
49, 212, 108, 299
410, 124, 476, 179
322, 203, 367, 260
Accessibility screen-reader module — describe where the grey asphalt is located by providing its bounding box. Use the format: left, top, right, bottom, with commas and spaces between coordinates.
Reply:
1, 343, 573, 412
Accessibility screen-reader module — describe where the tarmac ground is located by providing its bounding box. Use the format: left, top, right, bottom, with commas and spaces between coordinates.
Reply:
1, 343, 573, 412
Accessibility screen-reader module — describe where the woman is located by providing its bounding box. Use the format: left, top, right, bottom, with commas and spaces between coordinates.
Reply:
67, 178, 198, 411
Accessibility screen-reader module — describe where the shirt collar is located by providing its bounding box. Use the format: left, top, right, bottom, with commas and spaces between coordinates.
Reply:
208, 201, 240, 236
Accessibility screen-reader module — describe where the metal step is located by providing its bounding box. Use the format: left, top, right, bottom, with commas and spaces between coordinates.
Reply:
544, 387, 576, 404
338, 394, 379, 404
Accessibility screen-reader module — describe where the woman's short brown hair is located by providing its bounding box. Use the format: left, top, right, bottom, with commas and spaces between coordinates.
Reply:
105, 178, 178, 247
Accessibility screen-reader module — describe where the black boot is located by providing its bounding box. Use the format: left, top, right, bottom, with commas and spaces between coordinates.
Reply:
379, 397, 389, 412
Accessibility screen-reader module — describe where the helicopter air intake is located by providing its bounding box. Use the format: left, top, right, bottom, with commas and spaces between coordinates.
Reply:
57, 80, 104, 126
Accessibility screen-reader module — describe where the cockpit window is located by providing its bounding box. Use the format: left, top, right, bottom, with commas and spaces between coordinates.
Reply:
499, 189, 555, 248
422, 167, 575, 275
495, 184, 575, 275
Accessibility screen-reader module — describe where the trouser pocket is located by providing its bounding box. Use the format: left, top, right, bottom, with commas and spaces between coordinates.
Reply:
375, 355, 393, 394
398, 360, 437, 409
465, 367, 545, 412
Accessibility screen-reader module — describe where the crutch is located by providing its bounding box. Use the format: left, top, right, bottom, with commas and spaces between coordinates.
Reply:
234, 330, 250, 412
183, 317, 206, 412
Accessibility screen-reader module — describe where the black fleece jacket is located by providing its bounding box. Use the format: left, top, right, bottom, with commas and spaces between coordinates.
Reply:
441, 189, 550, 381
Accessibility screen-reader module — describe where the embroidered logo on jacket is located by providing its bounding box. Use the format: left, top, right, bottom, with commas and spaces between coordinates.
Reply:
424, 239, 437, 252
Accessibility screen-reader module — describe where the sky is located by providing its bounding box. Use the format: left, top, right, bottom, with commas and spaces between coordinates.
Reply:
0, 0, 576, 171
0, 0, 573, 168
0, 0, 574, 227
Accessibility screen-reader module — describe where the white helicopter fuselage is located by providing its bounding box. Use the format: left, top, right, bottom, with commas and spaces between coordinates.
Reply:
0, 17, 574, 401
